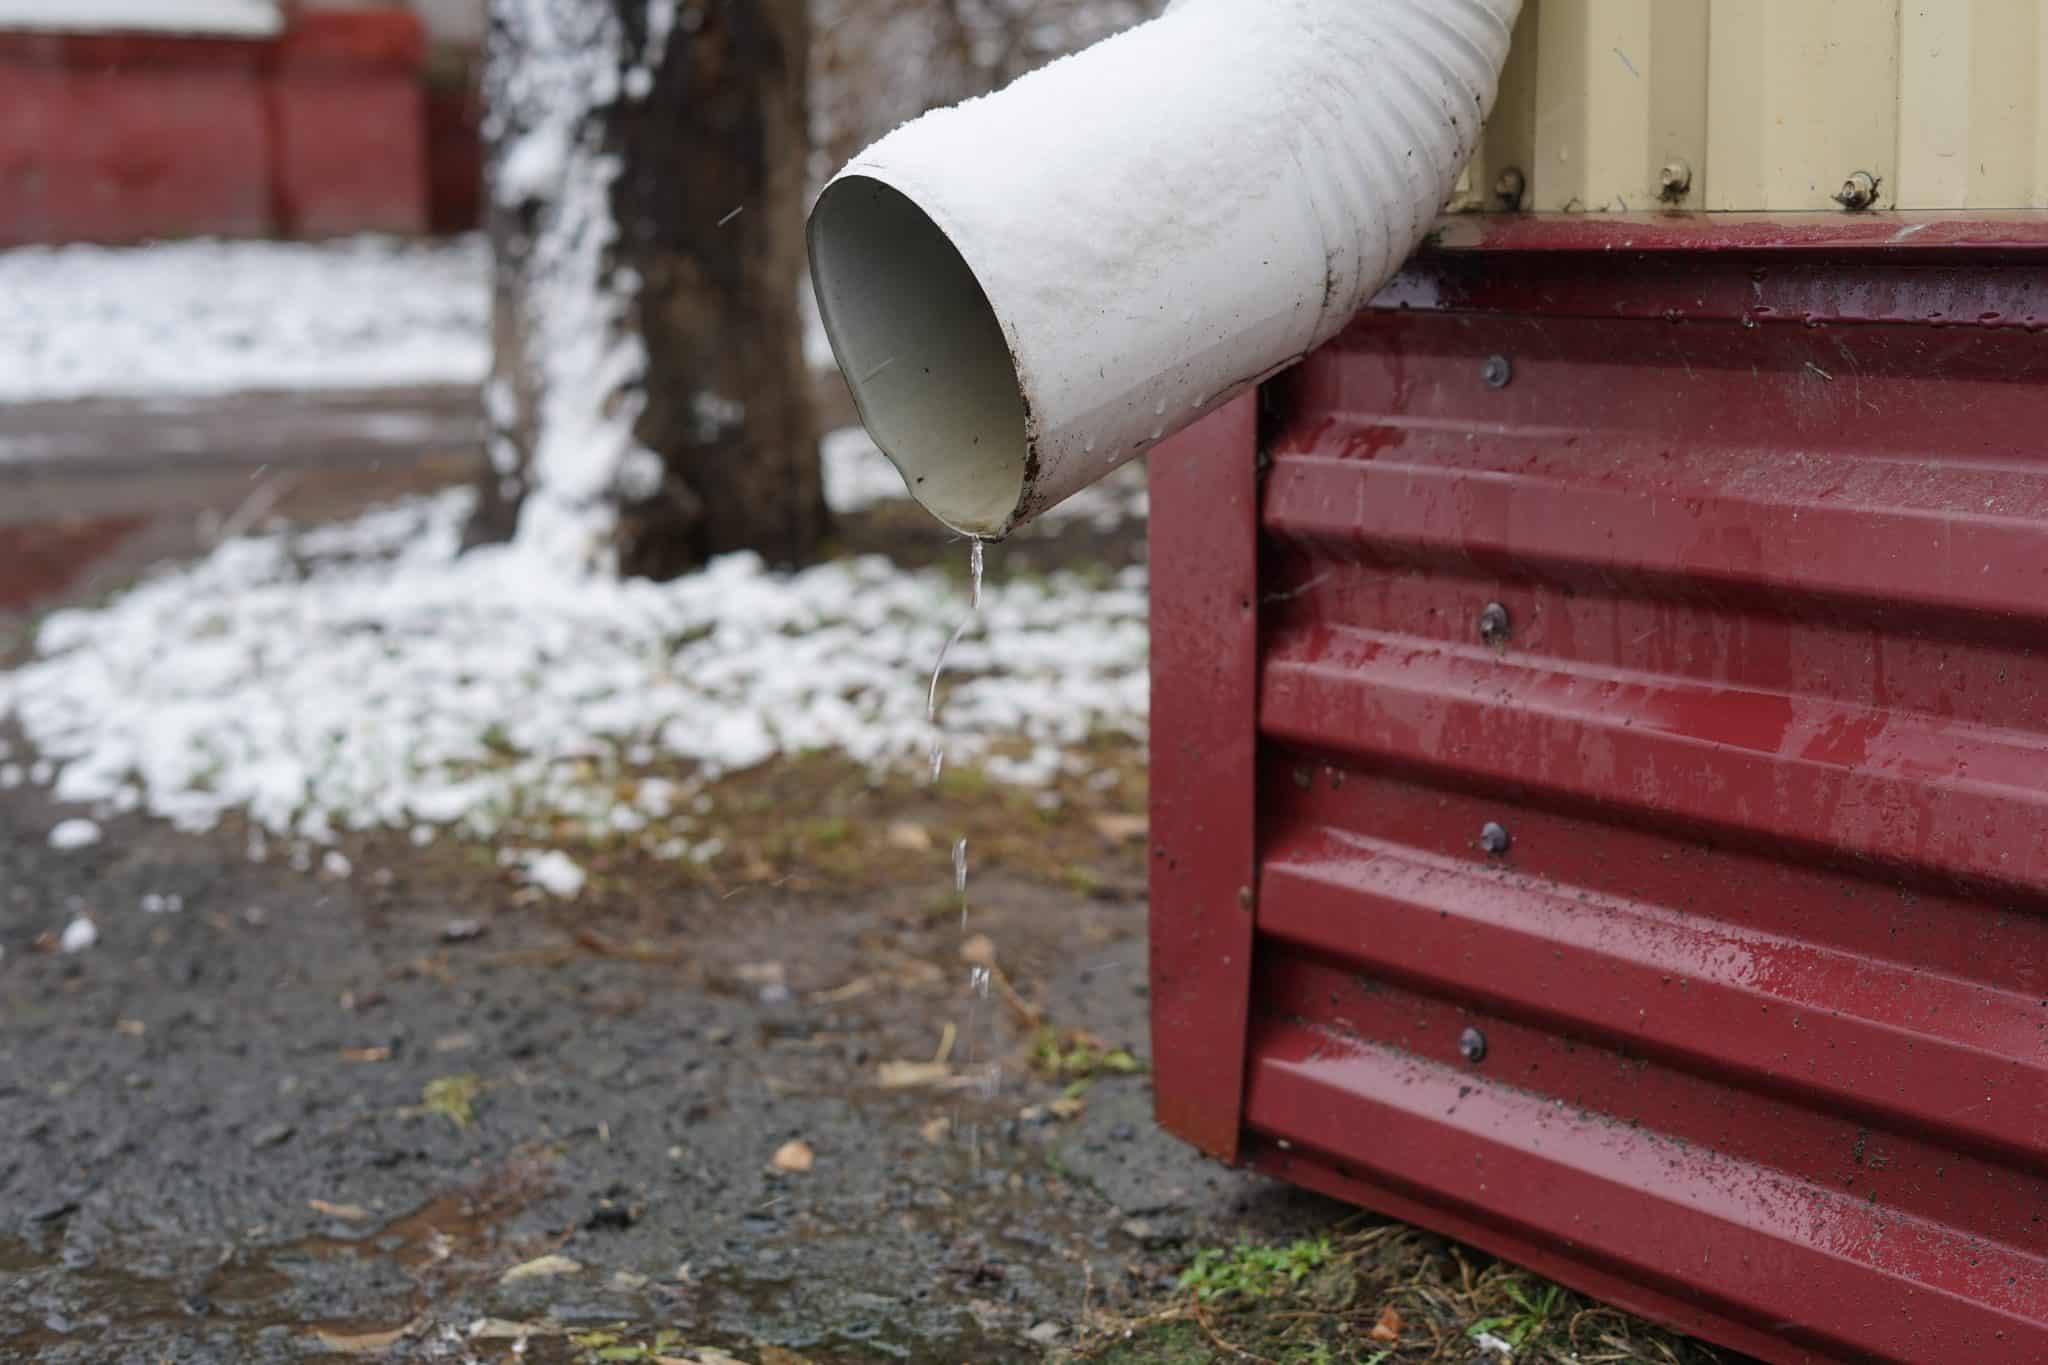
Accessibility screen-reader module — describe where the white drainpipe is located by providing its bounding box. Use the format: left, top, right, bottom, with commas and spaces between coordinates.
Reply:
809, 0, 1523, 538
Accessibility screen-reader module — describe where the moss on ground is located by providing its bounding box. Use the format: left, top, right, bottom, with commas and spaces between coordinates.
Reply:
1069, 1221, 1726, 1365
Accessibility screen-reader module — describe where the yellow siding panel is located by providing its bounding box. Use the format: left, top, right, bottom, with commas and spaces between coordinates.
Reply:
1457, 0, 2048, 213
1705, 0, 1903, 211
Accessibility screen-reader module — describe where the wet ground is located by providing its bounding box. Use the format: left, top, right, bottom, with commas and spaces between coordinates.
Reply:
0, 774, 1331, 1364
0, 388, 1729, 1365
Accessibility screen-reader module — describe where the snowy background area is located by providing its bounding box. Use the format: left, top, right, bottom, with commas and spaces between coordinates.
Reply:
0, 237, 492, 404
0, 2, 1162, 889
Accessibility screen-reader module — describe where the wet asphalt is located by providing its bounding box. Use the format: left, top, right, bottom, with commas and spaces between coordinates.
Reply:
0, 779, 1328, 1364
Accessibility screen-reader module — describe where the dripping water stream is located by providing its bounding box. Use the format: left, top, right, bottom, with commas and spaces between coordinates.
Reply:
927, 538, 997, 1172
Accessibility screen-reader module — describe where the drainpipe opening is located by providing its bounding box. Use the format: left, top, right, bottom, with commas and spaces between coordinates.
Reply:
809, 175, 1029, 538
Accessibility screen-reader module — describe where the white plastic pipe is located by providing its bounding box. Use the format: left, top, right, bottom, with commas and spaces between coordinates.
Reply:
809, 0, 1522, 537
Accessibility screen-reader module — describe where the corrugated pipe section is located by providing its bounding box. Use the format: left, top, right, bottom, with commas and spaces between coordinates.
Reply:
808, 0, 1523, 536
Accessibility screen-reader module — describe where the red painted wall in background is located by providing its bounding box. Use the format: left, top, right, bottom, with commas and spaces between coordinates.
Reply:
0, 11, 432, 246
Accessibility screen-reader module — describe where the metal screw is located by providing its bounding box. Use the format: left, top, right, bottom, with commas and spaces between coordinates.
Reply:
1833, 171, 1879, 211
1479, 821, 1511, 856
1480, 355, 1512, 390
1237, 885, 1254, 913
1492, 166, 1526, 211
1477, 602, 1510, 647
1659, 159, 1693, 201
1459, 1027, 1488, 1064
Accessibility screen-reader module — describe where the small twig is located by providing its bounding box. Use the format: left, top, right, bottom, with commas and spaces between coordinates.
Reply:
1192, 1301, 1277, 1364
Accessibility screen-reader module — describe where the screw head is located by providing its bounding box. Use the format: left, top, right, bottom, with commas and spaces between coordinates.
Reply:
1492, 166, 1526, 211
1479, 821, 1511, 856
1459, 1027, 1488, 1063
1480, 355, 1512, 390
1659, 159, 1693, 200
1478, 602, 1511, 647
1833, 171, 1879, 211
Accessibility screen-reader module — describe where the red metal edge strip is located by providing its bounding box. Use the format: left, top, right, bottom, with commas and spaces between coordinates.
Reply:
1148, 394, 1260, 1161
1425, 210, 2048, 256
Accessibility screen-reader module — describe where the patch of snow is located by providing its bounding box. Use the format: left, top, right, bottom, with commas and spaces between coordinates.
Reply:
485, 1, 661, 570
48, 818, 101, 851
517, 850, 587, 899
0, 237, 488, 404
321, 851, 353, 879
1034, 460, 1149, 533
1471, 1331, 1517, 1358
0, 1, 280, 36
822, 427, 908, 514
0, 490, 1149, 851
59, 915, 98, 953
800, 278, 836, 370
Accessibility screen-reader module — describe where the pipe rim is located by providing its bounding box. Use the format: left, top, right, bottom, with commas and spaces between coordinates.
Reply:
808, 175, 1031, 538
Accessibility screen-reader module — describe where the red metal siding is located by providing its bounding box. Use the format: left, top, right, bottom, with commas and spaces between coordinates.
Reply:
270, 13, 428, 238
1151, 217, 2048, 1365
1148, 394, 1262, 1161
0, 34, 274, 245
0, 12, 426, 247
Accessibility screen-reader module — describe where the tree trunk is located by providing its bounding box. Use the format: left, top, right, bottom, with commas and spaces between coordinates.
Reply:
477, 0, 823, 577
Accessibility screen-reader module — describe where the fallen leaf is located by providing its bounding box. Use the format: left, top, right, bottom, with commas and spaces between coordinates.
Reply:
340, 1046, 393, 1064
919, 1116, 952, 1144
309, 1322, 414, 1354
808, 976, 876, 1005
888, 957, 946, 988
770, 1139, 815, 1173
1048, 1096, 1086, 1121
500, 1253, 582, 1284
1369, 1306, 1403, 1343
468, 1317, 555, 1341
760, 1347, 818, 1365
734, 961, 785, 986
420, 1074, 482, 1127
959, 933, 997, 967
1093, 813, 1148, 845
877, 1060, 955, 1090
308, 1199, 370, 1222
884, 821, 932, 853
115, 1018, 146, 1037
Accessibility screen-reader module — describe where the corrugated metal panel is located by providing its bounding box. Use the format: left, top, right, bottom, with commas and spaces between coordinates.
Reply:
1149, 218, 2048, 1365
1453, 0, 2048, 213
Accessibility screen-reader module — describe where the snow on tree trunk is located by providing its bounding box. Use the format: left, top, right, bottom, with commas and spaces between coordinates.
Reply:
478, 0, 822, 577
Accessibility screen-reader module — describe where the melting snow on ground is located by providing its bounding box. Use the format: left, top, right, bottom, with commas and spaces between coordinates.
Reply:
0, 236, 489, 404
0, 490, 1148, 874
47, 817, 101, 851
